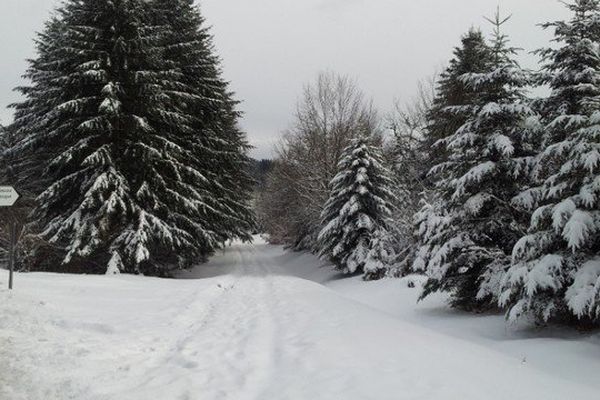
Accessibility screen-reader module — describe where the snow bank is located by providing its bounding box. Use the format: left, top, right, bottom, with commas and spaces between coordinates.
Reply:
1, 239, 599, 399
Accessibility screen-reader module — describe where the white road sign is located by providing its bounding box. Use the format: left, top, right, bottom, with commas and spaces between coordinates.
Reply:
0, 186, 19, 207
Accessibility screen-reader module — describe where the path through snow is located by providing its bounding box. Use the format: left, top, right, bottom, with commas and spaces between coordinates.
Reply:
1, 239, 599, 399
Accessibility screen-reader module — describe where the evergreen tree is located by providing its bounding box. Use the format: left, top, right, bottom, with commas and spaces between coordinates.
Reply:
7, 0, 250, 275
422, 29, 494, 174
412, 29, 495, 277
416, 15, 538, 310
318, 137, 396, 280
500, 0, 600, 325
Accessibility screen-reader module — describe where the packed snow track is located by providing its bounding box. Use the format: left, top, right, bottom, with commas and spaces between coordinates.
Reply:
0, 239, 598, 400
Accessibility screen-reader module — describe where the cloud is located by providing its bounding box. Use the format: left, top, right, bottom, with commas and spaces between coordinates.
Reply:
315, 0, 366, 12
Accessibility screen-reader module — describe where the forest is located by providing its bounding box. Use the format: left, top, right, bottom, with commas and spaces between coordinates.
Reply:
255, 1, 600, 328
1, 0, 599, 332
2, 1, 600, 399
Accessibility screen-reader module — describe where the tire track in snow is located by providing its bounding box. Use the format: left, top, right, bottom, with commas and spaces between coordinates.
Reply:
121, 243, 278, 400
215, 243, 277, 400
237, 244, 353, 400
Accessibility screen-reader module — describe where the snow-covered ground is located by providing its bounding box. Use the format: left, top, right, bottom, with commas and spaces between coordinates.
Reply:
1, 238, 599, 400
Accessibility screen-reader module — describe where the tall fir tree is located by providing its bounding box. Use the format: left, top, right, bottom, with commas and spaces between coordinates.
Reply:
415, 15, 538, 310
7, 0, 254, 275
412, 29, 495, 276
422, 29, 494, 174
500, 0, 600, 325
318, 137, 396, 280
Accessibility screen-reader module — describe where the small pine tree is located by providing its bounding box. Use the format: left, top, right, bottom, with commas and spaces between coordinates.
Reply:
318, 137, 396, 280
417, 14, 538, 310
500, 0, 600, 325
105, 252, 123, 276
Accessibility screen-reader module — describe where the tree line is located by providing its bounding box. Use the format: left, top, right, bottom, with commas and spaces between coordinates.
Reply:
257, 0, 600, 328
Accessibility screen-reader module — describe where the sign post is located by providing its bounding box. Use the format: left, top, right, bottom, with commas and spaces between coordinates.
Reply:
8, 221, 15, 290
0, 187, 19, 207
0, 186, 20, 290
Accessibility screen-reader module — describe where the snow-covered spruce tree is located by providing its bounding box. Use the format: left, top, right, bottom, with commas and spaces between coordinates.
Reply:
500, 0, 600, 325
417, 15, 538, 310
412, 29, 495, 276
421, 29, 494, 175
151, 0, 256, 243
8, 0, 236, 275
318, 137, 396, 280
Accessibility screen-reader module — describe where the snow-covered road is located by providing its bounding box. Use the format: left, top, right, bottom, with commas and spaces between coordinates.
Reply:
1, 239, 599, 400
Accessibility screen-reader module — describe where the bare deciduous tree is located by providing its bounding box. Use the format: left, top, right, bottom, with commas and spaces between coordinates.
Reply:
385, 74, 436, 186
383, 75, 436, 272
258, 71, 380, 250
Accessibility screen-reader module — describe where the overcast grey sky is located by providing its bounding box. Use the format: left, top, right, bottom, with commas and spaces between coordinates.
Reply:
1, 0, 571, 158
